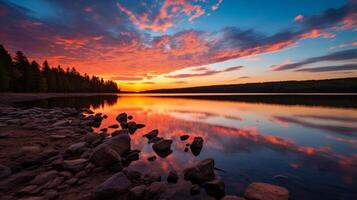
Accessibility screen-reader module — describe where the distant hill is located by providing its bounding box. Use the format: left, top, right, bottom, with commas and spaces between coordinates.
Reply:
143, 77, 357, 93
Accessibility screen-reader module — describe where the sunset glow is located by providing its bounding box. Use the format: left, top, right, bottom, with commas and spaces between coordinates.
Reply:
0, 0, 356, 91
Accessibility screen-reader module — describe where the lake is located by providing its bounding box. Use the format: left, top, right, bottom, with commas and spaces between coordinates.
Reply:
20, 94, 357, 199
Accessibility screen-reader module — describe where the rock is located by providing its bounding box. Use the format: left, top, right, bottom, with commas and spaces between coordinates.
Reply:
108, 134, 131, 155
111, 129, 129, 137
116, 112, 127, 123
128, 115, 133, 120
190, 184, 201, 196
190, 137, 204, 156
31, 170, 58, 185
0, 164, 11, 179
67, 142, 87, 154
17, 185, 41, 196
90, 145, 121, 167
126, 150, 140, 162
136, 123, 145, 129
20, 145, 42, 154
108, 124, 119, 128
152, 139, 172, 157
180, 135, 189, 141
93, 172, 131, 200
52, 119, 69, 126
147, 155, 157, 161
143, 129, 159, 139
49, 135, 67, 140
184, 158, 215, 184
144, 171, 161, 184
203, 179, 225, 199
222, 195, 247, 200
66, 177, 78, 185
149, 136, 164, 144
184, 147, 189, 152
145, 182, 166, 199
167, 170, 178, 183
100, 128, 108, 132
43, 190, 59, 200
0, 170, 36, 191
47, 177, 65, 189
129, 185, 146, 200
120, 121, 128, 129
84, 133, 98, 144
244, 182, 289, 200
61, 159, 88, 172
127, 121, 138, 134
125, 170, 142, 181
0, 132, 9, 139
75, 171, 87, 178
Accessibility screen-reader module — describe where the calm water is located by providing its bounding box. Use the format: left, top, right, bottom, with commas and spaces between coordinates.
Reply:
21, 94, 357, 200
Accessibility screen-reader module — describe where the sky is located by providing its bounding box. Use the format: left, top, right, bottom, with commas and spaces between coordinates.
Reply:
0, 0, 356, 91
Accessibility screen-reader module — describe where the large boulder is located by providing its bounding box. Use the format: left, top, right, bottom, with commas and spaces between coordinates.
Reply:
107, 134, 131, 156
203, 179, 225, 199
190, 137, 204, 156
93, 172, 131, 200
244, 182, 289, 200
90, 145, 122, 167
184, 158, 215, 184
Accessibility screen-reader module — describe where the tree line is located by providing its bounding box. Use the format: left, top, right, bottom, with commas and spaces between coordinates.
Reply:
0, 44, 119, 93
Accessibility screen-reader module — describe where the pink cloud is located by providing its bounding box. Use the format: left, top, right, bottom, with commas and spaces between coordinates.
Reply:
294, 14, 304, 22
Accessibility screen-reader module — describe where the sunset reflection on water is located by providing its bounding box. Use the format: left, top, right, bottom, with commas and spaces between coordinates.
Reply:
24, 95, 357, 199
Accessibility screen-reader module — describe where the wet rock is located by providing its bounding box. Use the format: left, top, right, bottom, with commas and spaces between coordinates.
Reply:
0, 164, 11, 179
145, 182, 166, 199
90, 145, 121, 167
167, 170, 178, 183
129, 185, 146, 200
127, 121, 138, 134
67, 142, 87, 154
190, 137, 204, 156
152, 139, 172, 155
31, 170, 58, 185
116, 112, 127, 123
222, 195, 247, 200
61, 159, 88, 172
136, 123, 145, 129
190, 184, 201, 196
128, 115, 133, 120
143, 129, 159, 140
147, 155, 157, 161
180, 135, 190, 141
184, 158, 215, 184
144, 171, 161, 184
109, 124, 119, 128
93, 172, 131, 200
203, 179, 225, 199
111, 129, 129, 137
244, 182, 289, 200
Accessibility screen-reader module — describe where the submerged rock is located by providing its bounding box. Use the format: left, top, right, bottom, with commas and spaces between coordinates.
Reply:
184, 158, 215, 184
244, 182, 289, 200
190, 137, 204, 156
108, 124, 119, 129
93, 172, 131, 200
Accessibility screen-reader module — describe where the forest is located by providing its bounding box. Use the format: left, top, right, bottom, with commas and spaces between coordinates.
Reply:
0, 44, 119, 93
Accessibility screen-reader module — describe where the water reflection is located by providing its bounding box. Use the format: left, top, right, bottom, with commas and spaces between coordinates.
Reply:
22, 95, 357, 199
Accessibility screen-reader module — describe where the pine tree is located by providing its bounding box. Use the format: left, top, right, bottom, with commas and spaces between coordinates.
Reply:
0, 45, 12, 91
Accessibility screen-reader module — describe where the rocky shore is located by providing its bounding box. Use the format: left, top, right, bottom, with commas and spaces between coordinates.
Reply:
0, 105, 289, 200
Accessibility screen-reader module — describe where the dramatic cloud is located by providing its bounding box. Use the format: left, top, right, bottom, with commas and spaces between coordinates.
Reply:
272, 48, 357, 71
166, 66, 243, 78
295, 64, 357, 72
0, 0, 356, 86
